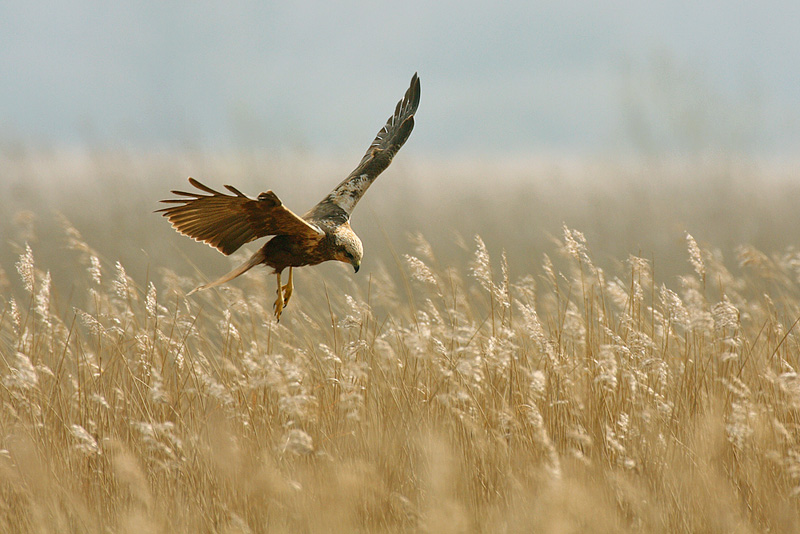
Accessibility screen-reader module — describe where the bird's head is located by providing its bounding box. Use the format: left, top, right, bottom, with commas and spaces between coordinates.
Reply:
334, 226, 363, 273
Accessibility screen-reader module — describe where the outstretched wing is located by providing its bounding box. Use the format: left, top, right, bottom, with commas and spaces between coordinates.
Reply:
304, 73, 420, 225
157, 177, 324, 255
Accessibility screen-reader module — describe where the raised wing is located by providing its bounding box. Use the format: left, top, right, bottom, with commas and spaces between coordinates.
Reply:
158, 178, 323, 255
304, 73, 420, 225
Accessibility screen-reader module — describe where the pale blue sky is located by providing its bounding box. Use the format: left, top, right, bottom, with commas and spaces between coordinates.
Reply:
2, 1, 798, 156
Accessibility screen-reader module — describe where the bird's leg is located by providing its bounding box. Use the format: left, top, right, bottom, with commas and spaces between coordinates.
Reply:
273, 271, 284, 321
281, 267, 294, 307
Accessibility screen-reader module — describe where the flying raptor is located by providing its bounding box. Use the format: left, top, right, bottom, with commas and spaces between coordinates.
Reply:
158, 73, 420, 320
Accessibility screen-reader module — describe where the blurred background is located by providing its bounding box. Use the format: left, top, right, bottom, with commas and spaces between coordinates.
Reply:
2, 0, 799, 296
2, 1, 799, 155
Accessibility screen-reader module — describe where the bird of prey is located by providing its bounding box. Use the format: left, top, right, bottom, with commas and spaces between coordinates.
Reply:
158, 73, 420, 320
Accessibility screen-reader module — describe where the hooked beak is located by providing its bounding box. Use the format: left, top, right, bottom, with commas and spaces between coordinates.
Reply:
353, 261, 360, 273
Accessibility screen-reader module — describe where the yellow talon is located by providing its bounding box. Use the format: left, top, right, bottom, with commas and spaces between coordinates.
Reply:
273, 272, 284, 321
273, 268, 295, 321
282, 267, 294, 307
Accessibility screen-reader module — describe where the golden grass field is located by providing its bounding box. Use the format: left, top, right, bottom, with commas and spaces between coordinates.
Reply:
2, 151, 800, 532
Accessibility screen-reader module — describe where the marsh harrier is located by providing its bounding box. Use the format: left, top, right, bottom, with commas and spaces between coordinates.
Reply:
158, 73, 420, 320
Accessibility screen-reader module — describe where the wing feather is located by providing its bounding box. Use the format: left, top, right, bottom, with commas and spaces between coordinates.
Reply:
157, 178, 323, 255
304, 73, 420, 224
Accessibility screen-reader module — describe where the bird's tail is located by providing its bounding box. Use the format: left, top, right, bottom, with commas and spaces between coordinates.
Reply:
188, 249, 266, 295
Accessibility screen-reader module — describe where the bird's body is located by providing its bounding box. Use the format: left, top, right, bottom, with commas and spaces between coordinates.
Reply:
259, 221, 358, 273
158, 74, 420, 319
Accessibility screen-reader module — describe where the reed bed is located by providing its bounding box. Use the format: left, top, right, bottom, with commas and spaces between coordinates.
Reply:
3, 205, 800, 532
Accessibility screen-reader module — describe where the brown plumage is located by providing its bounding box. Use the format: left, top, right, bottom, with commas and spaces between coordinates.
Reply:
158, 73, 420, 319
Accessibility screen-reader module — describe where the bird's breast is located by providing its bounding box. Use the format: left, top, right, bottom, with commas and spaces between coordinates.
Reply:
261, 234, 333, 272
